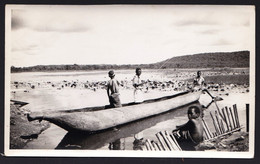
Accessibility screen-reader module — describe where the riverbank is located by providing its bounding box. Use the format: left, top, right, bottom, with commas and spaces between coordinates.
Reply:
197, 131, 249, 151
10, 104, 50, 149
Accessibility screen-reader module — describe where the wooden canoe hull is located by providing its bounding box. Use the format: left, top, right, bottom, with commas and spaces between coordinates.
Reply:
28, 91, 202, 132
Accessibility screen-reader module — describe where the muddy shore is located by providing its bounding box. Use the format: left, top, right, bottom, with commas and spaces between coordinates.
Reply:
10, 104, 50, 149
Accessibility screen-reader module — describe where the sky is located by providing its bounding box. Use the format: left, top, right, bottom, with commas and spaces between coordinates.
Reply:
7, 5, 255, 67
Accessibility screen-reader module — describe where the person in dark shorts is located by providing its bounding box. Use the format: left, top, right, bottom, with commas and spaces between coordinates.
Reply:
107, 70, 122, 108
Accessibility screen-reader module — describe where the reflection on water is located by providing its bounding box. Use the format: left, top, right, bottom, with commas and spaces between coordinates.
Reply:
109, 139, 125, 150
56, 102, 201, 150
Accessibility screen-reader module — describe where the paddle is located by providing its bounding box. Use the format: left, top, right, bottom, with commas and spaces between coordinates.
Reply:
202, 89, 223, 102
201, 89, 223, 111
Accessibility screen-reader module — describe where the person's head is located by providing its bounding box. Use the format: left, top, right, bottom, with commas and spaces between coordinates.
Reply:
197, 71, 201, 77
108, 70, 115, 78
187, 106, 201, 120
136, 68, 142, 76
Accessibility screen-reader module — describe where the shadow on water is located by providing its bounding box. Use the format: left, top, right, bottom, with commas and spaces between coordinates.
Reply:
56, 101, 202, 150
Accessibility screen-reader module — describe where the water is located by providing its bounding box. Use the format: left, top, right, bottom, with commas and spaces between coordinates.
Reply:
10, 70, 250, 150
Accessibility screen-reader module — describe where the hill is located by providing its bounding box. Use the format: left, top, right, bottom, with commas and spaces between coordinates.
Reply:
11, 51, 249, 72
155, 51, 249, 69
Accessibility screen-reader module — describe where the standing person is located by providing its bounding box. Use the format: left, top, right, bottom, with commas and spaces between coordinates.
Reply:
132, 68, 145, 103
172, 106, 204, 150
193, 71, 205, 88
107, 70, 122, 108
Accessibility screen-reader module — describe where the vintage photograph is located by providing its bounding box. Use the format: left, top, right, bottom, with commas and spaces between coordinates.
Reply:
5, 5, 255, 157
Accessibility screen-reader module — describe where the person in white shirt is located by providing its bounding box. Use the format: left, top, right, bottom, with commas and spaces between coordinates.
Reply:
193, 71, 205, 87
132, 68, 145, 103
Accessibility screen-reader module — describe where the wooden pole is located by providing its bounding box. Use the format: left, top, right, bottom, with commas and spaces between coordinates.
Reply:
142, 144, 148, 151
233, 104, 240, 128
169, 133, 182, 151
220, 119, 226, 133
225, 106, 233, 130
229, 107, 236, 128
215, 111, 224, 134
215, 101, 224, 119
151, 141, 159, 151
202, 119, 213, 138
246, 104, 249, 132
164, 131, 177, 150
203, 128, 209, 140
156, 133, 169, 151
160, 131, 174, 151
210, 112, 220, 135
221, 108, 229, 131
147, 139, 155, 151
145, 141, 151, 151
155, 141, 163, 151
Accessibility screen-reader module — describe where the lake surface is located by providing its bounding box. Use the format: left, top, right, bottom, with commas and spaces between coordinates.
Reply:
10, 70, 250, 150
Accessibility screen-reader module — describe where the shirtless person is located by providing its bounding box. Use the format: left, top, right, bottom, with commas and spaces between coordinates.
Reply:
172, 106, 204, 150
107, 70, 122, 108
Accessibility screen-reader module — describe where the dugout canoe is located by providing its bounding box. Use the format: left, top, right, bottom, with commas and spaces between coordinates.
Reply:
56, 101, 201, 149
28, 90, 202, 133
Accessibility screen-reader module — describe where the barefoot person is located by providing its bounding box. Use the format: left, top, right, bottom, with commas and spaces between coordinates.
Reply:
132, 68, 145, 103
107, 70, 122, 108
193, 71, 205, 89
172, 106, 204, 150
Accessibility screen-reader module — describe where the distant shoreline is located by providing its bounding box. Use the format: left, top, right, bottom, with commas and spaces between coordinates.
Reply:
10, 51, 249, 73
10, 67, 250, 74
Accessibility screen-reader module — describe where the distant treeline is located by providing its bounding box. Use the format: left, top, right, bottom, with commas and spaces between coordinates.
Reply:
11, 51, 249, 73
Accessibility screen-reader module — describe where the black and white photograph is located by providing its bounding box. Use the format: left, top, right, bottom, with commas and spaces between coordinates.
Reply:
4, 5, 255, 157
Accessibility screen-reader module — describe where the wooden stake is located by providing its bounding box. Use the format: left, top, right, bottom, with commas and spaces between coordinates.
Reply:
215, 101, 224, 119
151, 141, 159, 151
246, 104, 249, 132
210, 112, 220, 135
160, 131, 174, 151
147, 139, 155, 151
202, 119, 213, 138
169, 133, 182, 151
221, 108, 229, 131
215, 111, 224, 134
229, 107, 236, 128
165, 131, 180, 151
142, 144, 148, 151
155, 141, 163, 151
225, 106, 233, 130
233, 104, 240, 128
203, 128, 209, 140
145, 141, 151, 151
220, 119, 226, 133
156, 133, 169, 151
